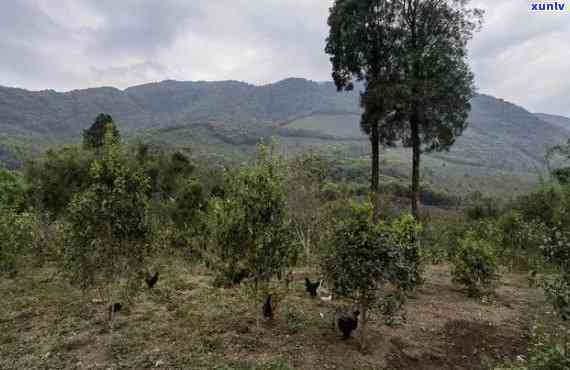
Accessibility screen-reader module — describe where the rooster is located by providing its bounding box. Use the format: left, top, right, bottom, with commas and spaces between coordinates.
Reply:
146, 271, 159, 289
305, 278, 321, 297
337, 310, 360, 339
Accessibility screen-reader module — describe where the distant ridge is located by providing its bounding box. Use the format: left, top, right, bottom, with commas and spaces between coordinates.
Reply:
535, 113, 570, 132
0, 78, 568, 190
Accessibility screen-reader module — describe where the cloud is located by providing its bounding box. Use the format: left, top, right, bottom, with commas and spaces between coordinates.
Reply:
0, 0, 568, 116
470, 0, 570, 115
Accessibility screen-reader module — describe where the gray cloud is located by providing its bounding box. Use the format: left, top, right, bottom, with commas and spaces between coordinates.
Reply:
0, 0, 568, 116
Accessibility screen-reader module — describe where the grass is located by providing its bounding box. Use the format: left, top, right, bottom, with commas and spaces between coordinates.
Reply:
0, 259, 551, 369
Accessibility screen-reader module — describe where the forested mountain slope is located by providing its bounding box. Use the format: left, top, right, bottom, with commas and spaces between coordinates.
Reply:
1, 78, 568, 196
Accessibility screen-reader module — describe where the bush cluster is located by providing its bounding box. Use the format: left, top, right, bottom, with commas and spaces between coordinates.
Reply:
451, 232, 500, 297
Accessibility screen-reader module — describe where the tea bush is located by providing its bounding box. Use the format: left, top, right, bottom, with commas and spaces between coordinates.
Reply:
206, 144, 296, 289
62, 137, 152, 311
451, 232, 500, 297
0, 208, 42, 274
320, 202, 423, 349
495, 210, 547, 270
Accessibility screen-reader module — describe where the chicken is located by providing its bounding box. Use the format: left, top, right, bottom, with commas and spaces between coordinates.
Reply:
145, 271, 159, 289
337, 310, 360, 339
109, 302, 122, 313
108, 302, 122, 321
263, 294, 275, 319
317, 280, 333, 302
305, 278, 321, 297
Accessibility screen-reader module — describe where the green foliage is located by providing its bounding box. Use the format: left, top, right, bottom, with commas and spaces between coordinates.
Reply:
135, 143, 195, 198
494, 210, 547, 270
421, 218, 465, 263
387, 213, 425, 290
451, 232, 500, 297
542, 276, 570, 321
0, 208, 41, 274
320, 201, 422, 348
206, 143, 296, 287
0, 168, 28, 210
497, 323, 570, 370
540, 225, 570, 320
24, 145, 95, 217
514, 183, 564, 227
62, 139, 152, 301
286, 152, 328, 262
321, 201, 422, 303
83, 113, 120, 149
465, 195, 501, 220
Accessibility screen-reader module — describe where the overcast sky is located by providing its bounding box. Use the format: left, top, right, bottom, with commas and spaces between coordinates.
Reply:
0, 0, 568, 116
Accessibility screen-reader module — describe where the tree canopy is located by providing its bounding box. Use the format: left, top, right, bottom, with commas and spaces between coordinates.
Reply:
326, 0, 483, 218
83, 113, 121, 149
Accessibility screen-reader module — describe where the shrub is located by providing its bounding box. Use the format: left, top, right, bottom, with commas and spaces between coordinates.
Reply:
525, 324, 570, 370
24, 145, 94, 217
206, 143, 296, 297
386, 213, 425, 291
0, 168, 29, 211
451, 232, 500, 297
62, 137, 152, 316
0, 208, 39, 274
541, 225, 570, 320
542, 275, 570, 320
0, 201, 65, 275
465, 192, 501, 220
515, 183, 562, 227
495, 210, 547, 270
320, 202, 422, 350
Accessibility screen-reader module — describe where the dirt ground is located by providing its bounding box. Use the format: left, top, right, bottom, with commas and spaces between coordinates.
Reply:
0, 263, 543, 369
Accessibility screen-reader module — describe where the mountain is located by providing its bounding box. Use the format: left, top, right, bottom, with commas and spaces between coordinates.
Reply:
535, 113, 570, 132
0, 78, 568, 195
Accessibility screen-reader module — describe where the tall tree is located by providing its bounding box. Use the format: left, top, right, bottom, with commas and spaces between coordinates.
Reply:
325, 0, 402, 218
83, 113, 120, 149
395, 0, 483, 218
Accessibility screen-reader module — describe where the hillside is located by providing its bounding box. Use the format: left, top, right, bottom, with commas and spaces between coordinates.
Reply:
1, 78, 568, 195
535, 113, 570, 132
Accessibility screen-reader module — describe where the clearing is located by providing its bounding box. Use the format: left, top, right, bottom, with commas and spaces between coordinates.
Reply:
0, 262, 543, 369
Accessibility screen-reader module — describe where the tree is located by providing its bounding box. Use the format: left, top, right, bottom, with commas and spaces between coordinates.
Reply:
83, 113, 120, 149
321, 202, 422, 350
326, 0, 482, 219
285, 152, 328, 262
63, 133, 151, 320
24, 145, 95, 217
393, 0, 482, 218
206, 143, 296, 318
325, 0, 403, 219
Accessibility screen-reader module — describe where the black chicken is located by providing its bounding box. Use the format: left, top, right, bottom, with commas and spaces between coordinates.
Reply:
337, 310, 360, 339
145, 271, 159, 289
263, 294, 275, 319
107, 302, 122, 321
305, 278, 321, 297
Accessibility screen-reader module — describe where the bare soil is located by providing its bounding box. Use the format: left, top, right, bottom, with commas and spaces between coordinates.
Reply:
0, 263, 543, 369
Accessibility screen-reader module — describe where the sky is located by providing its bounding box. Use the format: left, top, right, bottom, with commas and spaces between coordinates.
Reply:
0, 0, 568, 116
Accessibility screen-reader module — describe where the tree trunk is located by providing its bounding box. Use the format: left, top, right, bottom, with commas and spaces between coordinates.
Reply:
411, 117, 421, 219
371, 121, 380, 222
359, 303, 368, 351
